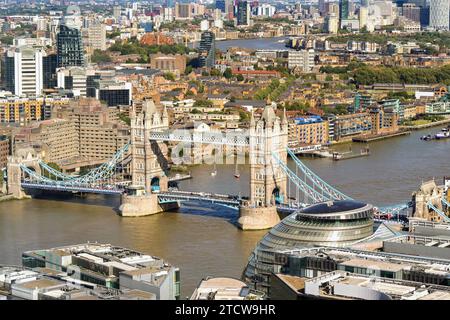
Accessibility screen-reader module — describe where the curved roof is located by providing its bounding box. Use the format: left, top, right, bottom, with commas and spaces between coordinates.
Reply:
299, 200, 368, 214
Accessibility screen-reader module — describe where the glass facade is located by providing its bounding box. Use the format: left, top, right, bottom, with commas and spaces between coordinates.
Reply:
57, 24, 85, 68
99, 89, 130, 107
243, 200, 375, 296
198, 31, 215, 68
2, 55, 15, 93
43, 54, 58, 89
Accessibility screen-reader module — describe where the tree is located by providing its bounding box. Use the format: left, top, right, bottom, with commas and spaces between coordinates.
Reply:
185, 65, 193, 75
210, 69, 221, 76
193, 100, 213, 108
223, 68, 233, 79
164, 72, 176, 81
91, 50, 112, 64
236, 74, 244, 82
118, 113, 131, 125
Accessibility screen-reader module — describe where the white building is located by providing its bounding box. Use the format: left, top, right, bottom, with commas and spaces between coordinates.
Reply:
359, 6, 368, 29
9, 46, 45, 96
57, 66, 89, 97
255, 4, 276, 17
288, 49, 315, 72
326, 13, 339, 34
430, 0, 450, 30
200, 19, 210, 31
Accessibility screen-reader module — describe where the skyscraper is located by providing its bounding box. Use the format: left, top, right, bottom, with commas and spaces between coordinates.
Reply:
198, 31, 215, 68
429, 0, 449, 30
216, 0, 226, 12
339, 0, 349, 28
3, 46, 45, 96
57, 24, 85, 67
236, 1, 251, 26
57, 7, 84, 68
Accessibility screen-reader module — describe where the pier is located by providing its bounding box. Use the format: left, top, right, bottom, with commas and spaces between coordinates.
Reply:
352, 131, 411, 143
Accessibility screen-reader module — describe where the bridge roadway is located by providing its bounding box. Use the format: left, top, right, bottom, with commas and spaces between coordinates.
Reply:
20, 181, 299, 211
20, 182, 408, 217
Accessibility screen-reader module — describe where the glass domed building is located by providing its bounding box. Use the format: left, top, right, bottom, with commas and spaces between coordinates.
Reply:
259, 200, 374, 249
243, 200, 375, 295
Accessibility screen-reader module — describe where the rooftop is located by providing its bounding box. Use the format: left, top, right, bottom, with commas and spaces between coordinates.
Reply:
300, 200, 368, 215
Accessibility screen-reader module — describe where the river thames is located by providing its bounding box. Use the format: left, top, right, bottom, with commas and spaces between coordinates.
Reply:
1, 128, 450, 297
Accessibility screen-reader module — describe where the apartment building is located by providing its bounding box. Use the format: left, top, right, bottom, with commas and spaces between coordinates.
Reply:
14, 118, 79, 164
149, 54, 186, 75
288, 116, 329, 146
288, 49, 315, 72
0, 96, 70, 124
0, 135, 9, 169
56, 98, 129, 162
87, 23, 107, 51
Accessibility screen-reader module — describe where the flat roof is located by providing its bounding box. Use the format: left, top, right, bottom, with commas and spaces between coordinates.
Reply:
339, 258, 405, 272
274, 274, 306, 292
16, 278, 62, 290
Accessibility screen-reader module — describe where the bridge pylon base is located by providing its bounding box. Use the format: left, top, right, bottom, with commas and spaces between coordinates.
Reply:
238, 206, 280, 231
119, 193, 179, 217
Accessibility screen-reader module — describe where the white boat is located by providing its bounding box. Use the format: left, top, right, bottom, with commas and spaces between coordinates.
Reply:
435, 128, 450, 139
234, 163, 240, 179
211, 164, 217, 176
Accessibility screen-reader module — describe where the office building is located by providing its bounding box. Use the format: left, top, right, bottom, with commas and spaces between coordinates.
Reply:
113, 5, 122, 20
429, 0, 449, 30
287, 49, 315, 72
401, 3, 421, 22
285, 271, 450, 300
3, 46, 45, 96
0, 265, 155, 300
57, 15, 84, 68
359, 6, 368, 29
216, 0, 226, 12
93, 80, 132, 107
22, 243, 180, 300
255, 4, 276, 17
87, 23, 107, 51
339, 0, 349, 26
191, 277, 264, 300
318, 0, 327, 15
175, 3, 204, 20
198, 31, 216, 68
56, 66, 88, 97
244, 237, 450, 297
236, 1, 251, 26
43, 54, 58, 90
326, 14, 339, 33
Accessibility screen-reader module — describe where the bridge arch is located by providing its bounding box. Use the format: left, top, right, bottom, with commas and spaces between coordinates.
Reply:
272, 187, 283, 205
151, 176, 161, 192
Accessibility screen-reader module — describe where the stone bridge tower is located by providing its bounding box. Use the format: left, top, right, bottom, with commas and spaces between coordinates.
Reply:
6, 148, 41, 199
119, 99, 179, 216
130, 99, 169, 193
238, 102, 288, 230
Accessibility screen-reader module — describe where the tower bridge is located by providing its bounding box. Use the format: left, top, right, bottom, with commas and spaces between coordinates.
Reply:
6, 99, 410, 230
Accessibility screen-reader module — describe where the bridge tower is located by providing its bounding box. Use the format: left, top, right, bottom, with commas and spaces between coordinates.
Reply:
6, 148, 41, 199
119, 99, 179, 216
238, 102, 288, 230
